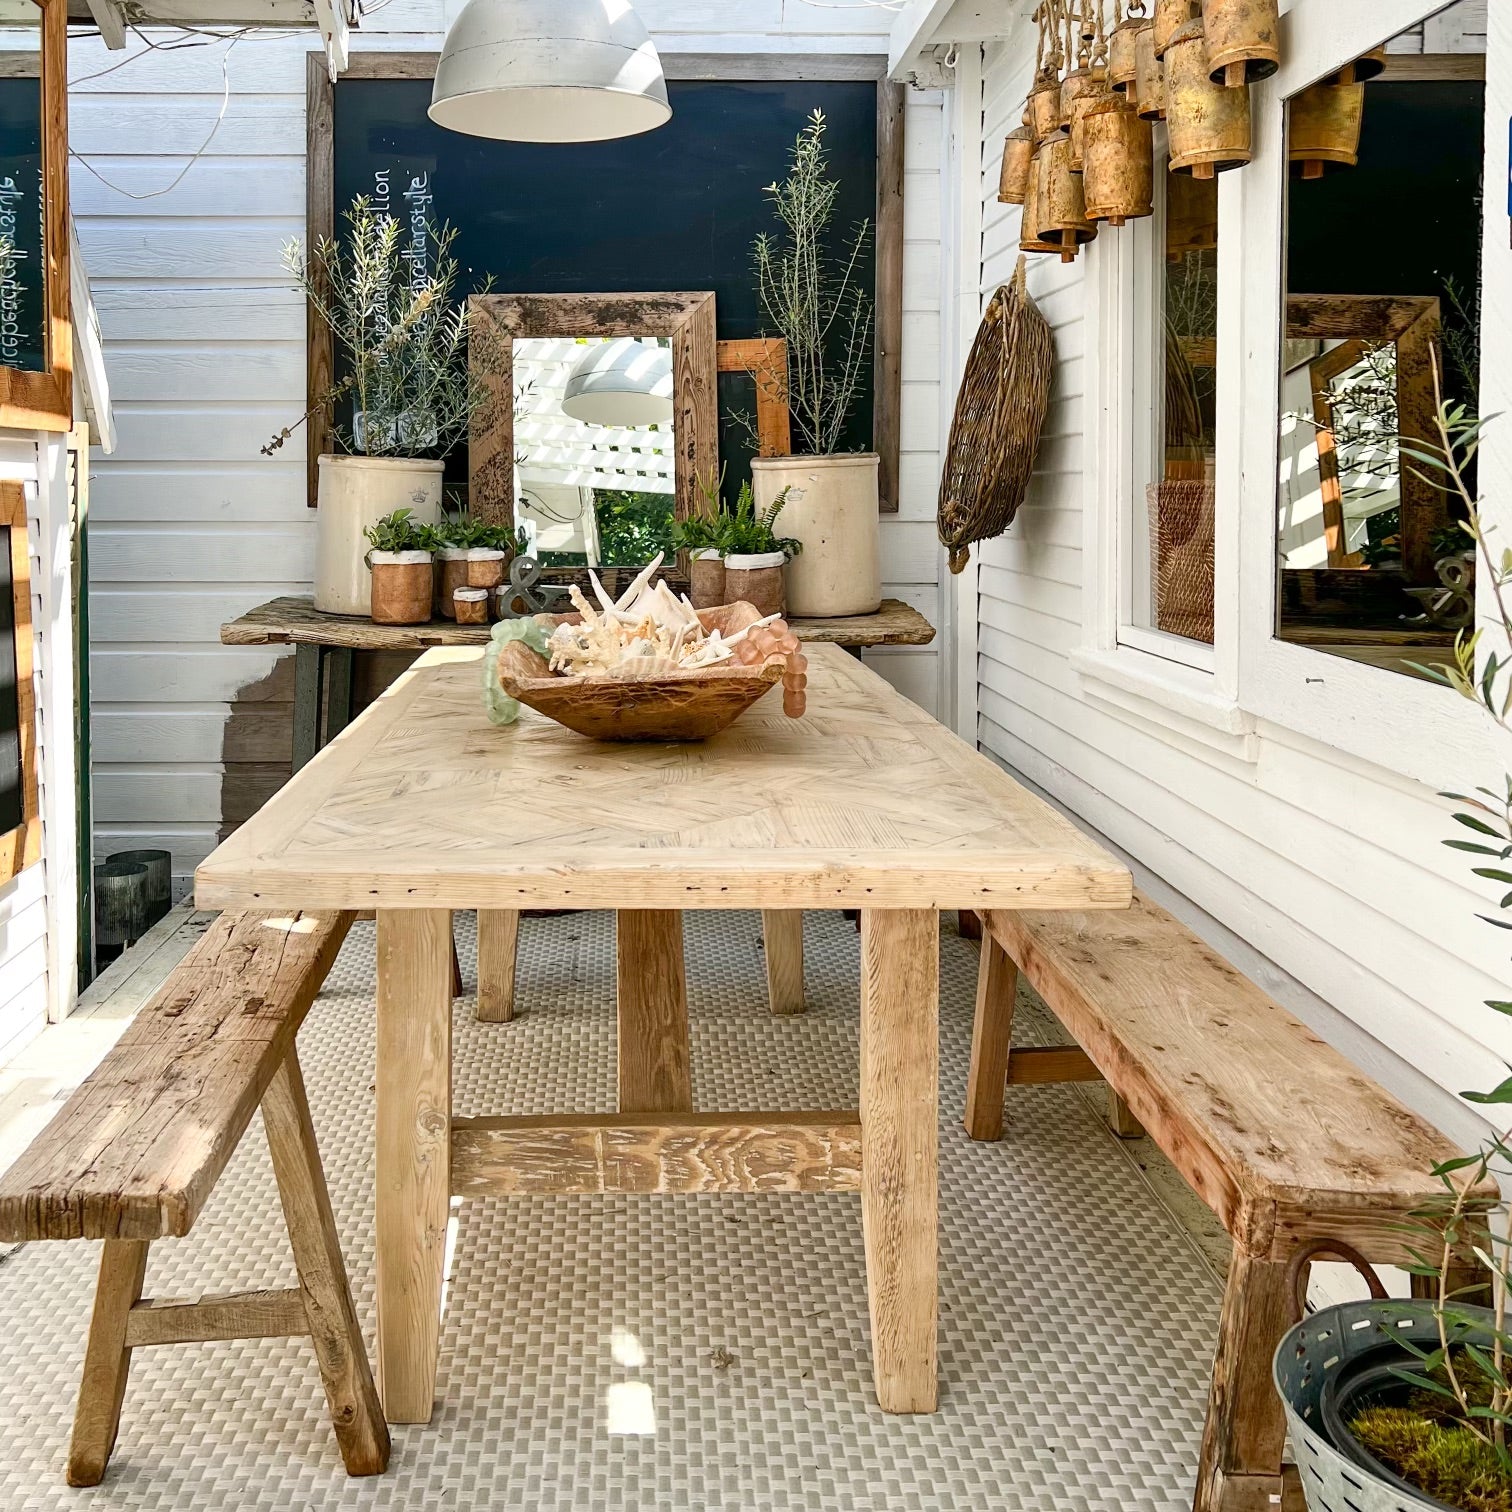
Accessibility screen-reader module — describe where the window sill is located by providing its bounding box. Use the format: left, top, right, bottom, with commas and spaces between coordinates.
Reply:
1070, 646, 1260, 763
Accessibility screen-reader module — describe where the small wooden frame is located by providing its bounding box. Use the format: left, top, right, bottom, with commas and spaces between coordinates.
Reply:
1, 481, 40, 882
717, 337, 792, 457
0, 0, 71, 431
468, 292, 718, 529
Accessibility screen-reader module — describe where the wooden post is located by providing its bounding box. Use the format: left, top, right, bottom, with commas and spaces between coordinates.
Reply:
1108, 1091, 1146, 1138
616, 911, 692, 1113
762, 910, 805, 1016
476, 910, 521, 1023
67, 1239, 150, 1486
263, 1047, 390, 1475
964, 930, 1017, 1141
859, 907, 938, 1413
292, 643, 323, 772
374, 908, 453, 1425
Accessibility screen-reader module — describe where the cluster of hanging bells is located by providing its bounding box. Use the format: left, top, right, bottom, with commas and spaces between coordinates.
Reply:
1001, 0, 1376, 264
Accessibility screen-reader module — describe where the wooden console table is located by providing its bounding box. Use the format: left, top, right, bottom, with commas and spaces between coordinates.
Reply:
222, 595, 936, 770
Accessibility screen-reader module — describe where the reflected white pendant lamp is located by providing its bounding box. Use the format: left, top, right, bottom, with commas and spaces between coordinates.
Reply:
561, 340, 674, 427
429, 0, 672, 143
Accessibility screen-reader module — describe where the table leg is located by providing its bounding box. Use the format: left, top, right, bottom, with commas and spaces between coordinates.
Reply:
860, 907, 938, 1413
616, 910, 692, 1113
374, 908, 453, 1424
325, 647, 355, 739
292, 644, 323, 773
762, 910, 805, 1015
476, 909, 521, 1023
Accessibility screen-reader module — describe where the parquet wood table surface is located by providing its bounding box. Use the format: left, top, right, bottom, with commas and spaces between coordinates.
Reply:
195, 645, 1131, 1426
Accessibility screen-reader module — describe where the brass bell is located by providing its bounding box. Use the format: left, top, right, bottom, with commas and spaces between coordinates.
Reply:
1201, 0, 1279, 88
999, 125, 1036, 205
1134, 22, 1166, 120
1166, 18, 1252, 177
1166, 170, 1217, 260
1020, 148, 1068, 255
1324, 47, 1385, 86
1059, 63, 1105, 131
1153, 0, 1196, 58
1030, 68, 1064, 142
1082, 96, 1155, 226
1038, 128, 1097, 263
1288, 80, 1364, 179
1109, 10, 1146, 93
1069, 68, 1113, 171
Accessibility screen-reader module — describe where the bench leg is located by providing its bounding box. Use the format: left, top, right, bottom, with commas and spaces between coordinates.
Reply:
616, 910, 692, 1114
1193, 1253, 1295, 1512
264, 1046, 390, 1476
375, 908, 453, 1425
964, 929, 1017, 1142
860, 907, 939, 1413
1108, 1091, 1146, 1139
67, 1238, 150, 1486
476, 909, 521, 1023
762, 910, 805, 1016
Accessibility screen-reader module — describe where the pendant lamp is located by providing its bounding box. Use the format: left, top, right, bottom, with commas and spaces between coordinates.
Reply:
430, 0, 671, 143
561, 340, 674, 428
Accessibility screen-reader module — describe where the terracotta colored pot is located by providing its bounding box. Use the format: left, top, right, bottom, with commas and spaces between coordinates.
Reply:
723, 552, 787, 618
437, 547, 509, 619
688, 550, 727, 610
454, 587, 490, 624
368, 550, 433, 625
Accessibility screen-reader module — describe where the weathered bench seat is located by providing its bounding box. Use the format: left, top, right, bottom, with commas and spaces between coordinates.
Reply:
0, 909, 389, 1487
964, 892, 1494, 1512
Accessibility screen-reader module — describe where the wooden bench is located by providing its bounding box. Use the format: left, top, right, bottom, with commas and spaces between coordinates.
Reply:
0, 909, 389, 1487
963, 892, 1492, 1512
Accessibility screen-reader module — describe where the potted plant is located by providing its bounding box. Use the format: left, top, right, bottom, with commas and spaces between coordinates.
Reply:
749, 109, 881, 618
720, 482, 802, 618
673, 468, 732, 610
364, 509, 439, 626
435, 513, 527, 620
269, 196, 483, 617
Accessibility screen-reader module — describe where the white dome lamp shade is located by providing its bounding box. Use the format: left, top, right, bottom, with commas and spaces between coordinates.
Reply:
561, 340, 674, 428
429, 0, 672, 144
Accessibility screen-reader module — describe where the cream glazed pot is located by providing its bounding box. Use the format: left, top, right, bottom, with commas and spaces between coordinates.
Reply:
315, 455, 444, 615
751, 454, 881, 617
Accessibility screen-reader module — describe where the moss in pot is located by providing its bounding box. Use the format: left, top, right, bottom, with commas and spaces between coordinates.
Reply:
364, 509, 439, 626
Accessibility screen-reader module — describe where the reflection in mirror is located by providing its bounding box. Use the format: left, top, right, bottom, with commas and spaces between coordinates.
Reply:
1274, 4, 1484, 680
512, 336, 675, 569
0, 1, 45, 374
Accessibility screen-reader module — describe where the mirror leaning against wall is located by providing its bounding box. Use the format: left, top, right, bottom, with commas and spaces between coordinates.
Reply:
1273, 3, 1484, 681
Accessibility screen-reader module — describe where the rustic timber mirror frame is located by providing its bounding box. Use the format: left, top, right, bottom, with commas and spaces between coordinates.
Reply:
468, 292, 719, 529
1, 481, 40, 883
0, 0, 70, 432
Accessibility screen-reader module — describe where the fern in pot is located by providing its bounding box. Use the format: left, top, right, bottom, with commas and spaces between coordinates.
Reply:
270, 196, 483, 617
749, 110, 880, 618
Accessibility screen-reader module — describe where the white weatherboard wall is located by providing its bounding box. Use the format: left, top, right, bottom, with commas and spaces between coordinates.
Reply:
966, 7, 1510, 1146
76, 2, 949, 890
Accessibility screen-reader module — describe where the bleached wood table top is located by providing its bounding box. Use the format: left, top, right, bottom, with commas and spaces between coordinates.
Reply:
195, 645, 1130, 915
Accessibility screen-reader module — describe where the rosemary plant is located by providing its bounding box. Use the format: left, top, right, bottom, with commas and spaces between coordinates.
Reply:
753, 110, 873, 457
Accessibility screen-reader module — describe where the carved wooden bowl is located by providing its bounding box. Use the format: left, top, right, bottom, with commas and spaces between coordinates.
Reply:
493, 601, 787, 742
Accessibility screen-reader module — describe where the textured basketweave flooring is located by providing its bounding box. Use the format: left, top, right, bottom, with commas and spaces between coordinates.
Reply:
0, 910, 1223, 1512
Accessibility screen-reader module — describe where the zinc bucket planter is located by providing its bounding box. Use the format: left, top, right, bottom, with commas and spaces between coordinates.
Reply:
315, 455, 444, 616
751, 454, 881, 618
368, 550, 434, 626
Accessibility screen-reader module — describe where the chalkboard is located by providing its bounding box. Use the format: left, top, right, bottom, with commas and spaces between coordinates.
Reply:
0, 78, 47, 375
328, 75, 887, 500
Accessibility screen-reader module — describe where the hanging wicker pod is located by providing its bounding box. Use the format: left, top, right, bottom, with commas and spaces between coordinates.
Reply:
1201, 0, 1279, 88
1020, 149, 1066, 255
936, 258, 1055, 575
1166, 18, 1252, 177
1288, 79, 1364, 178
1110, 13, 1146, 92
999, 125, 1036, 204
1324, 46, 1385, 86
1039, 128, 1097, 263
1082, 96, 1155, 225
1069, 68, 1113, 170
1134, 22, 1167, 119
1030, 68, 1064, 141
1153, 0, 1195, 58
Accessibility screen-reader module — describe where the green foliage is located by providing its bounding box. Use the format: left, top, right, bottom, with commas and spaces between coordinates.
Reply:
753, 110, 873, 457
362, 508, 439, 559
594, 489, 676, 567
437, 512, 528, 554
721, 482, 802, 558
270, 196, 487, 460
669, 513, 726, 553
1350, 1408, 1512, 1512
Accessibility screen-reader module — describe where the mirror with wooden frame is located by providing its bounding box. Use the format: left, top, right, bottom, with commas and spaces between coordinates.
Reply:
0, 0, 69, 430
1, 480, 39, 882
469, 293, 719, 566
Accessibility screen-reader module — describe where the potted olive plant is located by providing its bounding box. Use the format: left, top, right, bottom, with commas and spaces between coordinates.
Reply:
364, 509, 439, 626
749, 109, 880, 617
269, 196, 483, 617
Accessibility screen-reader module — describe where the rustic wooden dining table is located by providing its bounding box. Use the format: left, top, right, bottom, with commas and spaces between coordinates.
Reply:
195, 643, 1130, 1425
